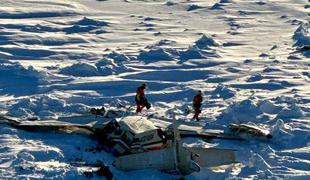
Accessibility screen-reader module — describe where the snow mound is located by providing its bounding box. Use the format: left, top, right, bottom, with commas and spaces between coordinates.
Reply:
180, 46, 209, 60
270, 119, 295, 144
238, 152, 273, 179
8, 94, 89, 119
187, 4, 205, 11
276, 104, 305, 119
218, 99, 267, 123
63, 25, 98, 34
219, 96, 305, 124
138, 45, 219, 62
0, 61, 48, 82
146, 39, 176, 48
271, 119, 286, 135
95, 58, 127, 75
195, 34, 220, 49
77, 17, 108, 26
59, 52, 129, 76
138, 36, 220, 63
13, 160, 70, 179
59, 63, 100, 77
179, 45, 220, 60
0, 16, 108, 35
211, 84, 235, 99
0, 11, 76, 19
0, 61, 51, 96
105, 51, 131, 63
248, 153, 271, 170
263, 67, 281, 73
247, 73, 263, 82
293, 22, 310, 48
138, 47, 177, 62
211, 3, 224, 10
144, 17, 160, 21
220, 0, 234, 3
166, 1, 176, 6
258, 100, 282, 115
64, 17, 108, 34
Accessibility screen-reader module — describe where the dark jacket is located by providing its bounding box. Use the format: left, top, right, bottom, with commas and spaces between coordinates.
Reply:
193, 94, 202, 108
135, 86, 146, 103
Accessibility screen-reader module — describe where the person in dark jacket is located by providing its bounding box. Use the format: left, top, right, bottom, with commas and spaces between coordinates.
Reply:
192, 90, 203, 121
135, 83, 151, 113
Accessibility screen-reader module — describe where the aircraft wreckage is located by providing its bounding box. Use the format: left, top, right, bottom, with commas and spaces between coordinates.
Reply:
0, 107, 272, 176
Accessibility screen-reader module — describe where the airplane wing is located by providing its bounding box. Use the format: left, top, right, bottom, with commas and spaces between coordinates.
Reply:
0, 115, 94, 133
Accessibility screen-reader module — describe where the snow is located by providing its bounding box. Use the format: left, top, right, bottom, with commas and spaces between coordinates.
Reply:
195, 34, 220, 49
138, 47, 177, 62
8, 94, 89, 119
293, 21, 310, 48
60, 63, 101, 77
0, 0, 310, 179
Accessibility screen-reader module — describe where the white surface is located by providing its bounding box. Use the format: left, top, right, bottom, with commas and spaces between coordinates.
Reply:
0, 0, 309, 179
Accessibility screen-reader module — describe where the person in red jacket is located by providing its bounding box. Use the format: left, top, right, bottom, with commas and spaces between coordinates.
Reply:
193, 90, 203, 121
135, 83, 151, 113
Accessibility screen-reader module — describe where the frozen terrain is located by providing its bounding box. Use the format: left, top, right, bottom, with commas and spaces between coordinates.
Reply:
0, 0, 309, 179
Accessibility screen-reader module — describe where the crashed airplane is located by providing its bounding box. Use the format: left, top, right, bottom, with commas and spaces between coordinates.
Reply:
0, 107, 272, 176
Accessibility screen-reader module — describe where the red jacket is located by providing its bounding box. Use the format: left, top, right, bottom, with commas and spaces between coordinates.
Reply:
193, 94, 202, 105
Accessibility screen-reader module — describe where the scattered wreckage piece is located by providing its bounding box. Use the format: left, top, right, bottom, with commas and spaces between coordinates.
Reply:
114, 141, 201, 175
177, 125, 243, 141
188, 147, 236, 167
150, 117, 244, 141
114, 141, 237, 175
228, 123, 272, 139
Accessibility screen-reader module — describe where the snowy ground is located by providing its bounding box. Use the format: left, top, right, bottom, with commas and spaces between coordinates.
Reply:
0, 0, 310, 179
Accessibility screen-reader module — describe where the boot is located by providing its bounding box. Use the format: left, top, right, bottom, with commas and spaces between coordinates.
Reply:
193, 112, 200, 121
